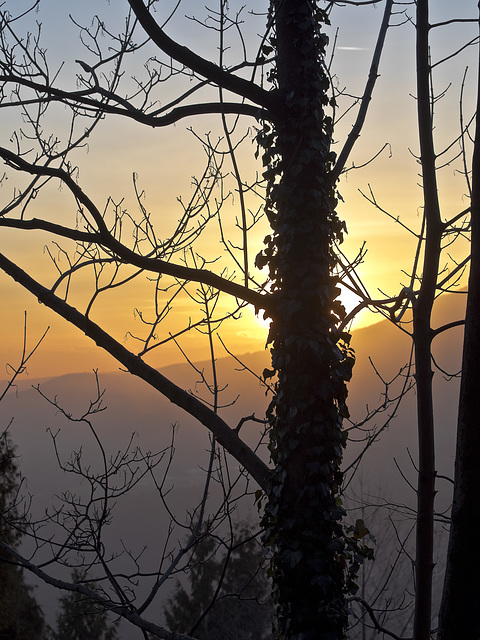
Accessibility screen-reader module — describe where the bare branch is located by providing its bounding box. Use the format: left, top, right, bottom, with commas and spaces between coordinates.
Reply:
332, 0, 393, 180
126, 0, 278, 114
0, 146, 271, 312
0, 250, 271, 490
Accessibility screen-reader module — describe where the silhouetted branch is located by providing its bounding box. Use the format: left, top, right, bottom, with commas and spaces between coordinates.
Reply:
0, 250, 271, 490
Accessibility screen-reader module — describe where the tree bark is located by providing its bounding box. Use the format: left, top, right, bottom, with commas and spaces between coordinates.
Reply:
437, 8, 480, 639
412, 2, 442, 637
261, 3, 352, 639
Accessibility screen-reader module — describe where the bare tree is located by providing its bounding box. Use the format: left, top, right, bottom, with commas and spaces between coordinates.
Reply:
0, 1, 397, 638
437, 6, 480, 638
340, 2, 478, 639
3, 1, 479, 640
0, 0, 391, 638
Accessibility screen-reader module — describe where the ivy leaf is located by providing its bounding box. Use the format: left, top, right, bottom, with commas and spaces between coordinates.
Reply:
282, 549, 303, 569
255, 251, 268, 270
263, 367, 276, 380
354, 519, 369, 539
338, 402, 350, 419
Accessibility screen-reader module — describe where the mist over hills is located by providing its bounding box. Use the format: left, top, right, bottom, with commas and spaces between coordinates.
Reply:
0, 291, 466, 636
0, 352, 273, 634
344, 290, 465, 505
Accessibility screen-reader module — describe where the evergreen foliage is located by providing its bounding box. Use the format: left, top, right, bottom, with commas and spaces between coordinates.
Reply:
0, 431, 46, 640
47, 570, 119, 640
164, 527, 273, 640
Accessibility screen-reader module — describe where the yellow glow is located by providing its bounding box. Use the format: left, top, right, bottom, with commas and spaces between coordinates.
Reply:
0, 1, 474, 381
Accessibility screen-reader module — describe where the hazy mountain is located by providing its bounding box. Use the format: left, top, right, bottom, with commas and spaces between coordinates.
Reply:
0, 292, 466, 638
345, 292, 465, 505
0, 352, 272, 636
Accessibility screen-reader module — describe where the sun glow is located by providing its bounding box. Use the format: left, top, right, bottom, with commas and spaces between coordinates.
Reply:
241, 287, 378, 348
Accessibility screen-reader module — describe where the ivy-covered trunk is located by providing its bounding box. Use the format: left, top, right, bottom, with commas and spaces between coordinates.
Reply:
259, 2, 354, 639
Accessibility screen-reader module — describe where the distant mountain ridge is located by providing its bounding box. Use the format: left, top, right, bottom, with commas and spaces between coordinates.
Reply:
0, 291, 465, 636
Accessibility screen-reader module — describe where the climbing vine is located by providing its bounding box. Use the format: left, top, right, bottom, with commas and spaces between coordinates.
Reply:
255, 2, 371, 639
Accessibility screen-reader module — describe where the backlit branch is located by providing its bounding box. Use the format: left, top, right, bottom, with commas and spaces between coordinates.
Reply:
0, 250, 271, 490
0, 146, 271, 312
126, 0, 278, 114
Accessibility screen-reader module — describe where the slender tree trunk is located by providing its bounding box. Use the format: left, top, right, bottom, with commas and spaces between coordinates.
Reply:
437, 9, 480, 639
261, 3, 352, 639
413, 2, 442, 638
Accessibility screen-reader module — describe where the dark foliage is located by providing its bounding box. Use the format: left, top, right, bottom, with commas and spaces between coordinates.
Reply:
0, 431, 46, 640
164, 526, 273, 640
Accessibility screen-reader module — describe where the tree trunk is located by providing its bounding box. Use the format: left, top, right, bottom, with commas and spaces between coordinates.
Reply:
437, 9, 480, 638
261, 3, 352, 639
412, 2, 442, 637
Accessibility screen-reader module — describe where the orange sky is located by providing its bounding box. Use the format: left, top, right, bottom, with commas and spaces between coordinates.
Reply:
0, 1, 476, 379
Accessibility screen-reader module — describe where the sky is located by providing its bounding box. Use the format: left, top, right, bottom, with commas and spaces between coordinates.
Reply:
0, 0, 477, 379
